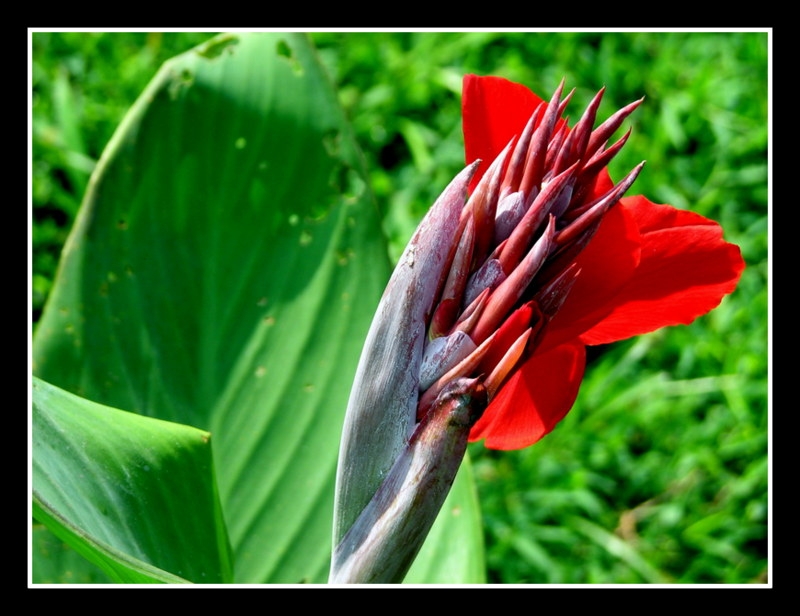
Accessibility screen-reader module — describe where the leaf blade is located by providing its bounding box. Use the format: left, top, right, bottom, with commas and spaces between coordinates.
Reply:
32, 376, 232, 583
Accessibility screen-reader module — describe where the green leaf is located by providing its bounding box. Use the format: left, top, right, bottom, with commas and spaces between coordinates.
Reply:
31, 524, 113, 584
32, 376, 232, 583
32, 32, 484, 583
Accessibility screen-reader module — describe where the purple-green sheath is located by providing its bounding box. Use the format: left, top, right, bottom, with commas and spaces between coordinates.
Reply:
332, 162, 480, 547
329, 378, 487, 584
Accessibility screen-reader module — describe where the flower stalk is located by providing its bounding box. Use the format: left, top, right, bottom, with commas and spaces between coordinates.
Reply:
330, 378, 485, 584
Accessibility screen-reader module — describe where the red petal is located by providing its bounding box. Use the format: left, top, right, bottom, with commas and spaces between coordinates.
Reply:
580, 195, 746, 344
581, 168, 615, 204
462, 75, 544, 192
539, 202, 641, 351
468, 341, 586, 450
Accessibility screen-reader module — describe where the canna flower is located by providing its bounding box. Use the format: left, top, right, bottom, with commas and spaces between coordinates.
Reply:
330, 74, 744, 583
453, 75, 745, 449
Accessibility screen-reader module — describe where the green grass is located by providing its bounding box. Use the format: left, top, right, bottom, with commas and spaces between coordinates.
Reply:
31, 30, 769, 584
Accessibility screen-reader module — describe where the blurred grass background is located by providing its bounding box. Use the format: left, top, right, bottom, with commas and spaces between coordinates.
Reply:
31, 30, 769, 584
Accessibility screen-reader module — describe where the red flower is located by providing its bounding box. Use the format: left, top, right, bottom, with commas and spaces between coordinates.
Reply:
460, 75, 745, 449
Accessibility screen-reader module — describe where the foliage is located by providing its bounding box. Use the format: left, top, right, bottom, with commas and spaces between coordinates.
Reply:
31, 32, 483, 585
31, 30, 769, 584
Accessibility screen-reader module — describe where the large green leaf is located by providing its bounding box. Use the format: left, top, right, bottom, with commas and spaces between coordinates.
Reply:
32, 376, 231, 583
31, 523, 113, 584
32, 32, 484, 583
